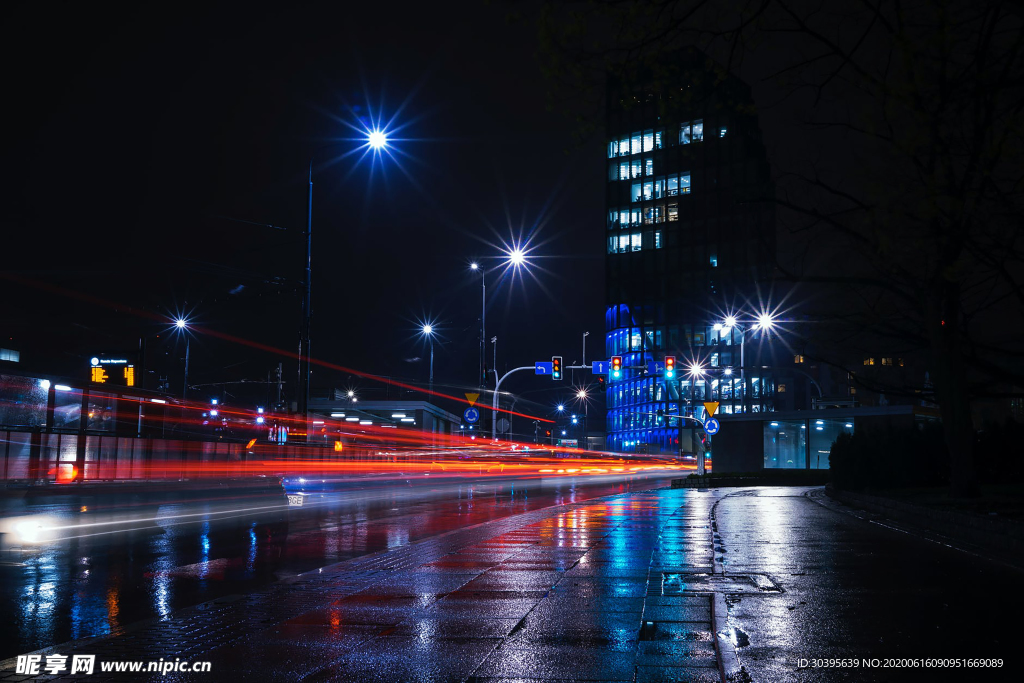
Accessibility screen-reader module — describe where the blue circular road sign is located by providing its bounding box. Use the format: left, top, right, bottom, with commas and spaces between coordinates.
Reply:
704, 417, 720, 435
464, 407, 480, 424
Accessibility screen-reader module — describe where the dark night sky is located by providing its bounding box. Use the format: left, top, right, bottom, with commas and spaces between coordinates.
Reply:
1, 2, 605, 417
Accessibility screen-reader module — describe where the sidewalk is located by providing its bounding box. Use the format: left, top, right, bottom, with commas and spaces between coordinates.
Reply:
0, 487, 731, 683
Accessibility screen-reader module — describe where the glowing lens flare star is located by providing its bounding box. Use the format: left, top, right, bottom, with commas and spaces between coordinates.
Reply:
367, 130, 387, 149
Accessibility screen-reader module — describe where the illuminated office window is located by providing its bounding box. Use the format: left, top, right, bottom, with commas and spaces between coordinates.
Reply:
643, 129, 654, 152
680, 122, 691, 144
644, 158, 654, 176
631, 132, 642, 155
691, 120, 703, 141
680, 173, 691, 193
794, 354, 804, 364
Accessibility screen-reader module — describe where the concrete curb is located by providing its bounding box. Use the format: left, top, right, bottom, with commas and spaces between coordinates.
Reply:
825, 486, 1024, 568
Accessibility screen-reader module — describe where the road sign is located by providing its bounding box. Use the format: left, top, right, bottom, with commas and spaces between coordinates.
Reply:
704, 417, 720, 435
703, 401, 719, 418
535, 362, 553, 375
496, 417, 511, 433
592, 360, 608, 375
647, 361, 664, 375
465, 392, 480, 406
463, 407, 480, 424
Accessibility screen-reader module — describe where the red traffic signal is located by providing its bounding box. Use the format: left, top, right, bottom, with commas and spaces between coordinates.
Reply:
664, 356, 676, 378
611, 355, 622, 378
552, 356, 562, 380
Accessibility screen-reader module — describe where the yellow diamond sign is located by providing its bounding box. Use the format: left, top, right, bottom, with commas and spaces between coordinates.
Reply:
703, 402, 719, 418
465, 393, 480, 406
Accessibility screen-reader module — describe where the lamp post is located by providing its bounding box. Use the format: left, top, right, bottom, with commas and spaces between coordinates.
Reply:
299, 129, 389, 437
576, 388, 588, 448
470, 262, 485, 387
175, 318, 190, 400
470, 246, 529, 389
421, 324, 435, 396
720, 311, 775, 413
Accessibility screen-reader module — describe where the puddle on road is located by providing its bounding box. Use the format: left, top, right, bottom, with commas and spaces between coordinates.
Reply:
659, 572, 781, 594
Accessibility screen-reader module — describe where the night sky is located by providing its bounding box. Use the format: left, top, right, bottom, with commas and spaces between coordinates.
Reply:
2, 2, 605, 417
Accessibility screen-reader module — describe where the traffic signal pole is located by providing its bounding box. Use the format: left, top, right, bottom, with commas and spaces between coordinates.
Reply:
491, 366, 538, 440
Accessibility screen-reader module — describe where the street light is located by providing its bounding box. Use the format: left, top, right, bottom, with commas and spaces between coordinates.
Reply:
368, 130, 388, 149
420, 323, 435, 396
173, 318, 191, 400
721, 309, 778, 412
470, 247, 534, 389
299, 126, 393, 438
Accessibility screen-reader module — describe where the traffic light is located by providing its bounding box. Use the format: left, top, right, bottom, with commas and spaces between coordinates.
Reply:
664, 356, 676, 379
551, 356, 562, 381
611, 355, 622, 379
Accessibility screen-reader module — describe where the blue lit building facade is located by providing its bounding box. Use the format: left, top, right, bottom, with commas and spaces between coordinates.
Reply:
605, 57, 777, 454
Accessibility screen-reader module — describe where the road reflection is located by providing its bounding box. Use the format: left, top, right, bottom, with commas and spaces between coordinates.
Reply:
0, 473, 676, 659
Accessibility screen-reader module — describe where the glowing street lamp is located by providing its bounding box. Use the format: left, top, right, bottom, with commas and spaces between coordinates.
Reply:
300, 126, 395, 437
508, 248, 526, 267
755, 312, 776, 331
421, 323, 435, 396
173, 317, 191, 400
471, 247, 535, 389
367, 130, 388, 150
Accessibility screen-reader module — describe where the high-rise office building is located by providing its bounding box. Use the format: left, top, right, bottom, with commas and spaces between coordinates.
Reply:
604, 55, 777, 453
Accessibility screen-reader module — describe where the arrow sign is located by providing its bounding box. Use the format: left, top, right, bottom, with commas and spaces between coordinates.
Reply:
463, 407, 480, 424
535, 362, 553, 375
465, 393, 480, 406
648, 361, 664, 375
703, 401, 719, 418
592, 360, 609, 375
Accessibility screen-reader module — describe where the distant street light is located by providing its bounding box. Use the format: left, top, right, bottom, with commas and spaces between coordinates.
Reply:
420, 323, 435, 396
470, 248, 535, 389
556, 404, 565, 412
299, 125, 394, 437
368, 130, 388, 149
719, 308, 780, 412
173, 318, 191, 400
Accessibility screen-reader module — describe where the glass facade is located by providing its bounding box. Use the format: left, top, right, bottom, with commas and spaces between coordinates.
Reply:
604, 61, 776, 454
764, 418, 854, 469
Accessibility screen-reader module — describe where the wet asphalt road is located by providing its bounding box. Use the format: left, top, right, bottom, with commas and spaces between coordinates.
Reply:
2, 483, 1020, 681
0, 474, 677, 661
717, 487, 1019, 681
